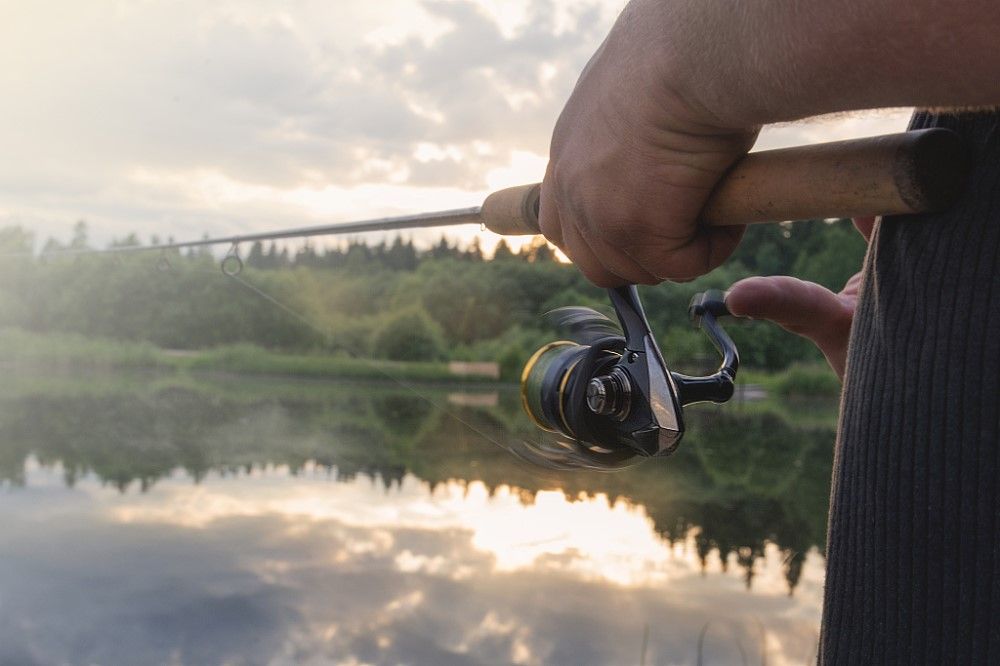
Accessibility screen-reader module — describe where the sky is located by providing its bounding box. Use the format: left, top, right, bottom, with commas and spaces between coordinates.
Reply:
0, 0, 912, 253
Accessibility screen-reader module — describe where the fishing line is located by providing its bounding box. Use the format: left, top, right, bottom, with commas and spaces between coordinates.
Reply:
205, 257, 515, 455
124, 249, 652, 472
96, 248, 598, 472
14, 236, 739, 472
7, 235, 527, 460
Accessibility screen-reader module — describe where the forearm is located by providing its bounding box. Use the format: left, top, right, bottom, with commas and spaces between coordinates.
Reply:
538, 0, 998, 285
638, 0, 1000, 127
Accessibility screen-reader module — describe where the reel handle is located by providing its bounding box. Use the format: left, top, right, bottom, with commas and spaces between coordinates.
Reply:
480, 128, 968, 235
671, 290, 740, 407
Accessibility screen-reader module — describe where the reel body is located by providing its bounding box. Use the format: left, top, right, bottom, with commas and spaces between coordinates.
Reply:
521, 286, 738, 463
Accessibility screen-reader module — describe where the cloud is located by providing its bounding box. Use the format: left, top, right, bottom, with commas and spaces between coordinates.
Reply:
0, 0, 911, 249
0, 0, 624, 246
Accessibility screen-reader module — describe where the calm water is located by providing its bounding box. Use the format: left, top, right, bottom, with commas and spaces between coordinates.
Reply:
0, 369, 838, 666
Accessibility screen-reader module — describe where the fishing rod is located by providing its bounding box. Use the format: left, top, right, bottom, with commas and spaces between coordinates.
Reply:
36, 128, 969, 469
40, 128, 965, 257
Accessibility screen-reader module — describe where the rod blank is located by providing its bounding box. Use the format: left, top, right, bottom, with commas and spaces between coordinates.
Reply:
41, 128, 968, 258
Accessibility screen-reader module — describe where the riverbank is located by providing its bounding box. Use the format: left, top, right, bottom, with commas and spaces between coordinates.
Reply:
740, 365, 843, 399
0, 328, 472, 383
0, 327, 842, 396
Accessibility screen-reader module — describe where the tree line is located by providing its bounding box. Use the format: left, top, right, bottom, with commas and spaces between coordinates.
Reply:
0, 217, 866, 374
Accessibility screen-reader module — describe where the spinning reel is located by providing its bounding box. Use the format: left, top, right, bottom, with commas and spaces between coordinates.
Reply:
517, 286, 738, 469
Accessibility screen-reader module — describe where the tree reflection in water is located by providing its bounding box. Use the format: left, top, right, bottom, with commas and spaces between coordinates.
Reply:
0, 370, 836, 665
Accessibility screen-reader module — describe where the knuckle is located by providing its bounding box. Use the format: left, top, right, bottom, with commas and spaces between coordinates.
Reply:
625, 243, 674, 278
537, 207, 561, 243
580, 265, 615, 288
634, 273, 661, 287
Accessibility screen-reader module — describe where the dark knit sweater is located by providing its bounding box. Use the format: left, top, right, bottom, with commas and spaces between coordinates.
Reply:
820, 110, 1000, 664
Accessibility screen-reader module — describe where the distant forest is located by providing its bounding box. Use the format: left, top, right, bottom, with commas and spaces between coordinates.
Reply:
0, 218, 866, 375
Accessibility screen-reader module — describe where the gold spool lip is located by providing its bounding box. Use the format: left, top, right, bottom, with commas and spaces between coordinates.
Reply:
520, 341, 576, 433
556, 356, 581, 438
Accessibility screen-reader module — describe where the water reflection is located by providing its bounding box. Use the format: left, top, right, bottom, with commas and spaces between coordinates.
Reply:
0, 370, 836, 665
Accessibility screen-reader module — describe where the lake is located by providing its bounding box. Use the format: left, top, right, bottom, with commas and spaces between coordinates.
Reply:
0, 368, 838, 666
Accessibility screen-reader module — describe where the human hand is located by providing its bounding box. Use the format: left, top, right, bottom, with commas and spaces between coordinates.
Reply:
538, 0, 760, 287
725, 217, 876, 380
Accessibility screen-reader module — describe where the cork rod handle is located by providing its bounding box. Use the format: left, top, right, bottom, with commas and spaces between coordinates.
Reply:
480, 128, 968, 236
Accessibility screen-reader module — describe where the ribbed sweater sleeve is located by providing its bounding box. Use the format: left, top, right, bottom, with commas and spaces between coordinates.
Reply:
820, 111, 1000, 664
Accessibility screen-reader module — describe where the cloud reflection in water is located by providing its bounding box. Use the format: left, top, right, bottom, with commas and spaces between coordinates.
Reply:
0, 462, 822, 666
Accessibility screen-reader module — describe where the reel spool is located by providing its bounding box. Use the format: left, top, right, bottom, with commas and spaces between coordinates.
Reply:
519, 286, 738, 467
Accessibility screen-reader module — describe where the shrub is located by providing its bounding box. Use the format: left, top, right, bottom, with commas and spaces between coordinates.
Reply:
773, 364, 841, 398
498, 343, 528, 382
373, 308, 447, 362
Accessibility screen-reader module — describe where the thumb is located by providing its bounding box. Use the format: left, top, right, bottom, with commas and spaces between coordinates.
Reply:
726, 276, 854, 376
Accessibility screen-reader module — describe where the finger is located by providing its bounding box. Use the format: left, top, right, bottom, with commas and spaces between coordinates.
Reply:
727, 275, 855, 379
589, 239, 661, 285
726, 275, 852, 344
541, 168, 656, 286
840, 271, 864, 298
539, 171, 622, 286
852, 216, 877, 241
559, 218, 627, 287
575, 225, 661, 286
629, 225, 746, 282
538, 166, 564, 249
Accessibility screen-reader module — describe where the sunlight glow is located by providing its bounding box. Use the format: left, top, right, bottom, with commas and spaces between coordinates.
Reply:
102, 468, 822, 602
124, 151, 553, 255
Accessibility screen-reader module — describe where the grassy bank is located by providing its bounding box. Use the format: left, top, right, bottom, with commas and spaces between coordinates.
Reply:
740, 363, 842, 399
0, 328, 475, 383
182, 344, 465, 382
0, 327, 843, 396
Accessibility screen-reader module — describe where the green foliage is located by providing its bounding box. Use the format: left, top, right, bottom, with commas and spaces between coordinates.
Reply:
373, 307, 446, 362
772, 363, 842, 397
791, 221, 867, 290
0, 217, 867, 372
728, 319, 821, 369
658, 326, 715, 372
0, 327, 165, 367
498, 343, 528, 382
0, 329, 461, 382
728, 218, 865, 289
187, 343, 457, 381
